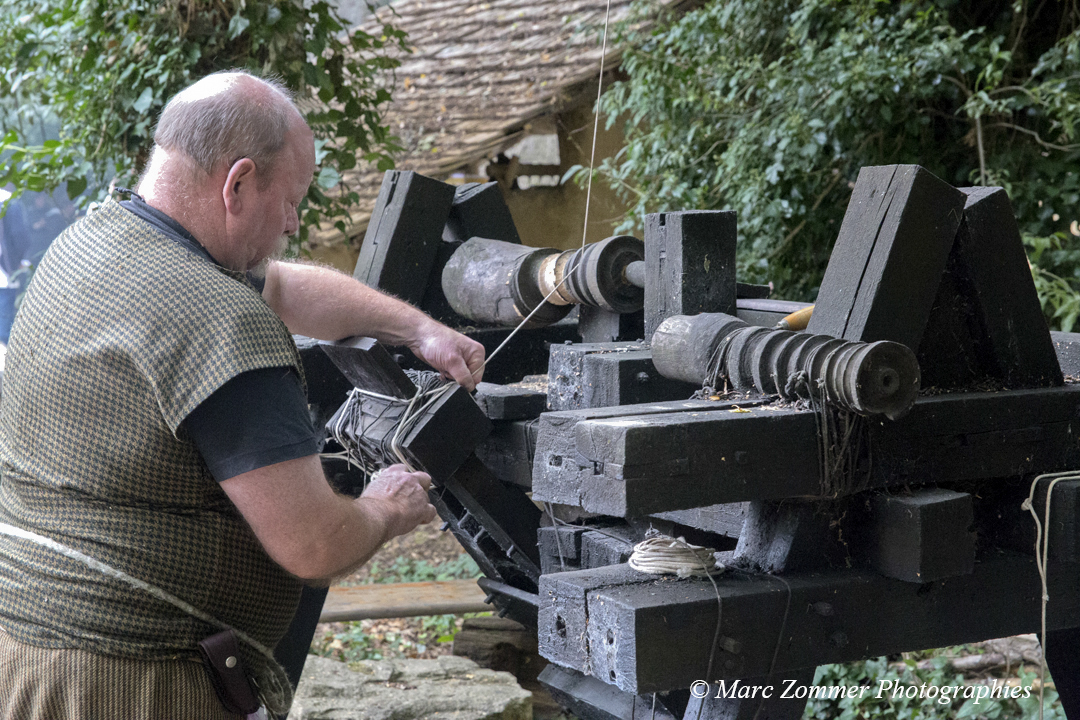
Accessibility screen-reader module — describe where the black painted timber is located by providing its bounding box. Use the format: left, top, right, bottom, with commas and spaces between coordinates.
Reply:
862, 488, 976, 583
442, 182, 521, 245
917, 186, 1062, 389
807, 165, 965, 351
319, 336, 416, 398
644, 210, 738, 341
474, 382, 548, 420
533, 385, 1080, 516
474, 419, 538, 488
540, 551, 1080, 694
353, 171, 456, 305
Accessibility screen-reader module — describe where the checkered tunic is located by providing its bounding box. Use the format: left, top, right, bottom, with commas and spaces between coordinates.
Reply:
0, 198, 305, 714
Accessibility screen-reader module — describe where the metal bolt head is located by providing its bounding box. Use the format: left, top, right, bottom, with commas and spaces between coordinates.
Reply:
635, 371, 651, 384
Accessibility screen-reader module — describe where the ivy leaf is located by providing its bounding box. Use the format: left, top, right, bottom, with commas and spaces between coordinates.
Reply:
132, 86, 154, 114
66, 176, 88, 200
228, 14, 251, 40
316, 165, 341, 190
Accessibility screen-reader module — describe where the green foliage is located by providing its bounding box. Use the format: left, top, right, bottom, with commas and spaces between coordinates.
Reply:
586, 0, 1080, 309
805, 657, 1064, 720
0, 0, 407, 245
362, 553, 481, 585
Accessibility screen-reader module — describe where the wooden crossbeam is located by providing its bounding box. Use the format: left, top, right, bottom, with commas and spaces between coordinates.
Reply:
539, 552, 1080, 695
319, 579, 490, 622
532, 385, 1080, 516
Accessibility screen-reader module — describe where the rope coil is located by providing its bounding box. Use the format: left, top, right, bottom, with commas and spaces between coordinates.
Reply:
629, 534, 725, 578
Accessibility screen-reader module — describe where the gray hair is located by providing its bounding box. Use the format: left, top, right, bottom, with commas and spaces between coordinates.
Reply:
153, 70, 300, 186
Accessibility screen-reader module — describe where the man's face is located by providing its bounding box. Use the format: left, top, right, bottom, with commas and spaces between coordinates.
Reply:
244, 125, 317, 273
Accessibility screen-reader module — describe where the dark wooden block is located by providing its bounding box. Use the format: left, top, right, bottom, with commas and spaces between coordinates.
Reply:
401, 385, 492, 483
538, 525, 586, 563
864, 488, 975, 583
474, 382, 547, 420
548, 550, 1080, 694
532, 398, 722, 508
538, 562, 650, 672
353, 170, 456, 304
532, 403, 820, 517
535, 384, 1080, 516
1031, 476, 1080, 564
548, 342, 699, 411
869, 384, 1080, 487
1045, 625, 1080, 719
1052, 331, 1080, 377
918, 186, 1062, 389
442, 182, 521, 244
319, 336, 416, 398
294, 335, 354, 428
582, 349, 699, 409
547, 341, 642, 411
644, 210, 738, 341
807, 165, 965, 351
580, 527, 638, 568
474, 419, 538, 488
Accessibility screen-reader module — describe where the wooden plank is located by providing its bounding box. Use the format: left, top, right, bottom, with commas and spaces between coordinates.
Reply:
644, 210, 738, 341
581, 349, 700, 409
353, 171, 456, 305
541, 550, 1080, 694
320, 580, 489, 622
807, 165, 965, 351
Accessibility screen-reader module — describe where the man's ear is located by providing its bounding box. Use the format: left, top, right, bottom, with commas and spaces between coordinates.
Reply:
222, 158, 258, 215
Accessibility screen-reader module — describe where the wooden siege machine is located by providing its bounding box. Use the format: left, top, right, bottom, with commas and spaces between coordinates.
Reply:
279, 165, 1080, 719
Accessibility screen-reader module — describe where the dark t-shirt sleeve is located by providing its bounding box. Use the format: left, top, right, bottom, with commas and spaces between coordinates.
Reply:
185, 366, 319, 482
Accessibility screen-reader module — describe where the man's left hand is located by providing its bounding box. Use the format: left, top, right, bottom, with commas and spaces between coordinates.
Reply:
409, 321, 486, 391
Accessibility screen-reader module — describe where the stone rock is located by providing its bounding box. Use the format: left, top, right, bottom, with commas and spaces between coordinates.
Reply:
287, 654, 533, 720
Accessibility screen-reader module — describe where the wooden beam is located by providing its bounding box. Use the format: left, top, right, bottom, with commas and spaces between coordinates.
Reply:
320, 579, 489, 622
540, 550, 1080, 694
533, 385, 1080, 517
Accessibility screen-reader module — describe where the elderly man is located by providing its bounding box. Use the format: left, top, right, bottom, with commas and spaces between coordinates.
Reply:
0, 71, 484, 718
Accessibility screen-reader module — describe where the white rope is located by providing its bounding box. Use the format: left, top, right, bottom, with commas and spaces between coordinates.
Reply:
0, 522, 279, 665
629, 535, 725, 578
1021, 470, 1080, 720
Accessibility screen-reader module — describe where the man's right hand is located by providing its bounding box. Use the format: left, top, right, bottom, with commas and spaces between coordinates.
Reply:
360, 464, 438, 541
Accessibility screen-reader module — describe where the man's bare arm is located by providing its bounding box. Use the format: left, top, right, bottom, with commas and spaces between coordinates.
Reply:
262, 260, 485, 389
220, 456, 436, 582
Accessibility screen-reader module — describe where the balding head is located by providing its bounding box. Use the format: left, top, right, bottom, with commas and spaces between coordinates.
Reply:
152, 70, 303, 188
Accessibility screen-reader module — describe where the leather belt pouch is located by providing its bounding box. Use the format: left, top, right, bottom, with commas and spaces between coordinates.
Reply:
198, 629, 261, 715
